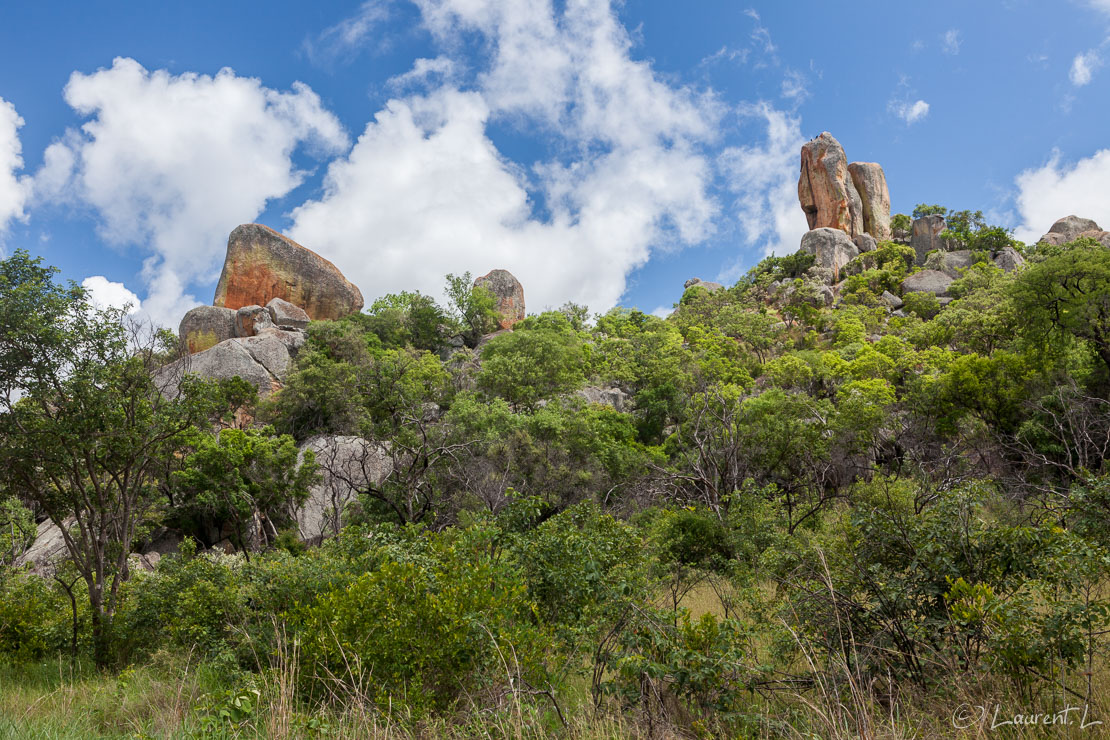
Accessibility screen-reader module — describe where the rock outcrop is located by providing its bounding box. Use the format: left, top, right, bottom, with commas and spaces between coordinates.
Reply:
14, 519, 71, 576
993, 246, 1025, 272
296, 436, 393, 543
235, 305, 274, 338
847, 162, 893, 241
684, 278, 724, 293
158, 329, 304, 399
911, 214, 948, 266
213, 224, 363, 321
576, 385, 630, 413
474, 269, 526, 330
925, 249, 976, 279
853, 233, 877, 253
901, 270, 954, 297
800, 228, 860, 280
1039, 215, 1101, 246
179, 306, 238, 355
266, 297, 310, 330
798, 133, 864, 237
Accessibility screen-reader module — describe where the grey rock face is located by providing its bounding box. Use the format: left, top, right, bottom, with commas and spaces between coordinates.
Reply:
683, 278, 724, 292
881, 290, 904, 310
296, 436, 392, 543
1045, 215, 1101, 243
235, 305, 274, 337
266, 297, 310, 330
157, 332, 297, 398
14, 519, 71, 576
993, 246, 1025, 272
901, 270, 954, 297
925, 249, 976, 278
911, 215, 948, 266
853, 233, 877, 253
576, 385, 629, 413
180, 306, 238, 355
847, 162, 893, 240
800, 228, 860, 278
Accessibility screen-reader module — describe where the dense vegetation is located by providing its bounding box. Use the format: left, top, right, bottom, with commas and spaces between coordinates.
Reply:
3, 215, 1110, 738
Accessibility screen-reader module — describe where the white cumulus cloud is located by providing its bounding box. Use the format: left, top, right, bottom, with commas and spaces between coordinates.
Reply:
82, 275, 142, 314
890, 99, 930, 125
0, 96, 30, 237
36, 57, 348, 326
1070, 50, 1102, 86
289, 0, 720, 314
1013, 148, 1110, 243
718, 103, 808, 268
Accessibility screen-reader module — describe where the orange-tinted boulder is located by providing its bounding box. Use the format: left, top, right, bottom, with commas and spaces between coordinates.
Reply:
474, 269, 525, 330
798, 132, 864, 237
213, 224, 363, 320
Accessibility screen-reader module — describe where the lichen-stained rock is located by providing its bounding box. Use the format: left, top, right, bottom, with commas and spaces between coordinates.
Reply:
266, 297, 310, 330
847, 162, 892, 241
798, 132, 864, 237
911, 214, 948, 266
901, 269, 954, 297
296, 436, 392, 543
213, 224, 364, 320
235, 305, 273, 338
799, 228, 859, 280
474, 269, 526, 330
179, 305, 237, 354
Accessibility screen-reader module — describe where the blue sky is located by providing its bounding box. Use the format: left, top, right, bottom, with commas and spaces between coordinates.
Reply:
1, 0, 1108, 326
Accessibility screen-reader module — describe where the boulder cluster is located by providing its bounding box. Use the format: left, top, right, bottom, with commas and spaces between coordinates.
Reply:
783, 131, 1030, 308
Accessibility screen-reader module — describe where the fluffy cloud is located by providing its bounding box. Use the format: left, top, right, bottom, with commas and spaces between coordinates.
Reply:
718, 103, 807, 269
1013, 148, 1110, 243
890, 99, 930, 124
0, 96, 29, 237
1070, 50, 1101, 86
82, 275, 142, 314
37, 58, 348, 325
290, 0, 720, 313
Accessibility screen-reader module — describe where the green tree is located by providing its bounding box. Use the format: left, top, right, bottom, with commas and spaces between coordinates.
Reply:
0, 250, 237, 664
445, 272, 501, 348
912, 203, 947, 219
172, 427, 318, 553
477, 312, 587, 408
1012, 240, 1110, 373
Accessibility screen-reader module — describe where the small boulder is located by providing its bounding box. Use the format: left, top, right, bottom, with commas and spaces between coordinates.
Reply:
901, 270, 954, 297
800, 228, 860, 279
266, 297, 310, 330
993, 246, 1025, 272
847, 162, 893, 240
179, 306, 237, 355
853, 233, 877, 253
576, 385, 629, 412
213, 224, 364, 320
474, 269, 526, 330
235, 305, 274, 337
684, 277, 724, 292
881, 290, 904, 310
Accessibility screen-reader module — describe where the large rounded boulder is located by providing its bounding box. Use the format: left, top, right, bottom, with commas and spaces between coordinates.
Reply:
474, 269, 526, 330
213, 224, 364, 321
